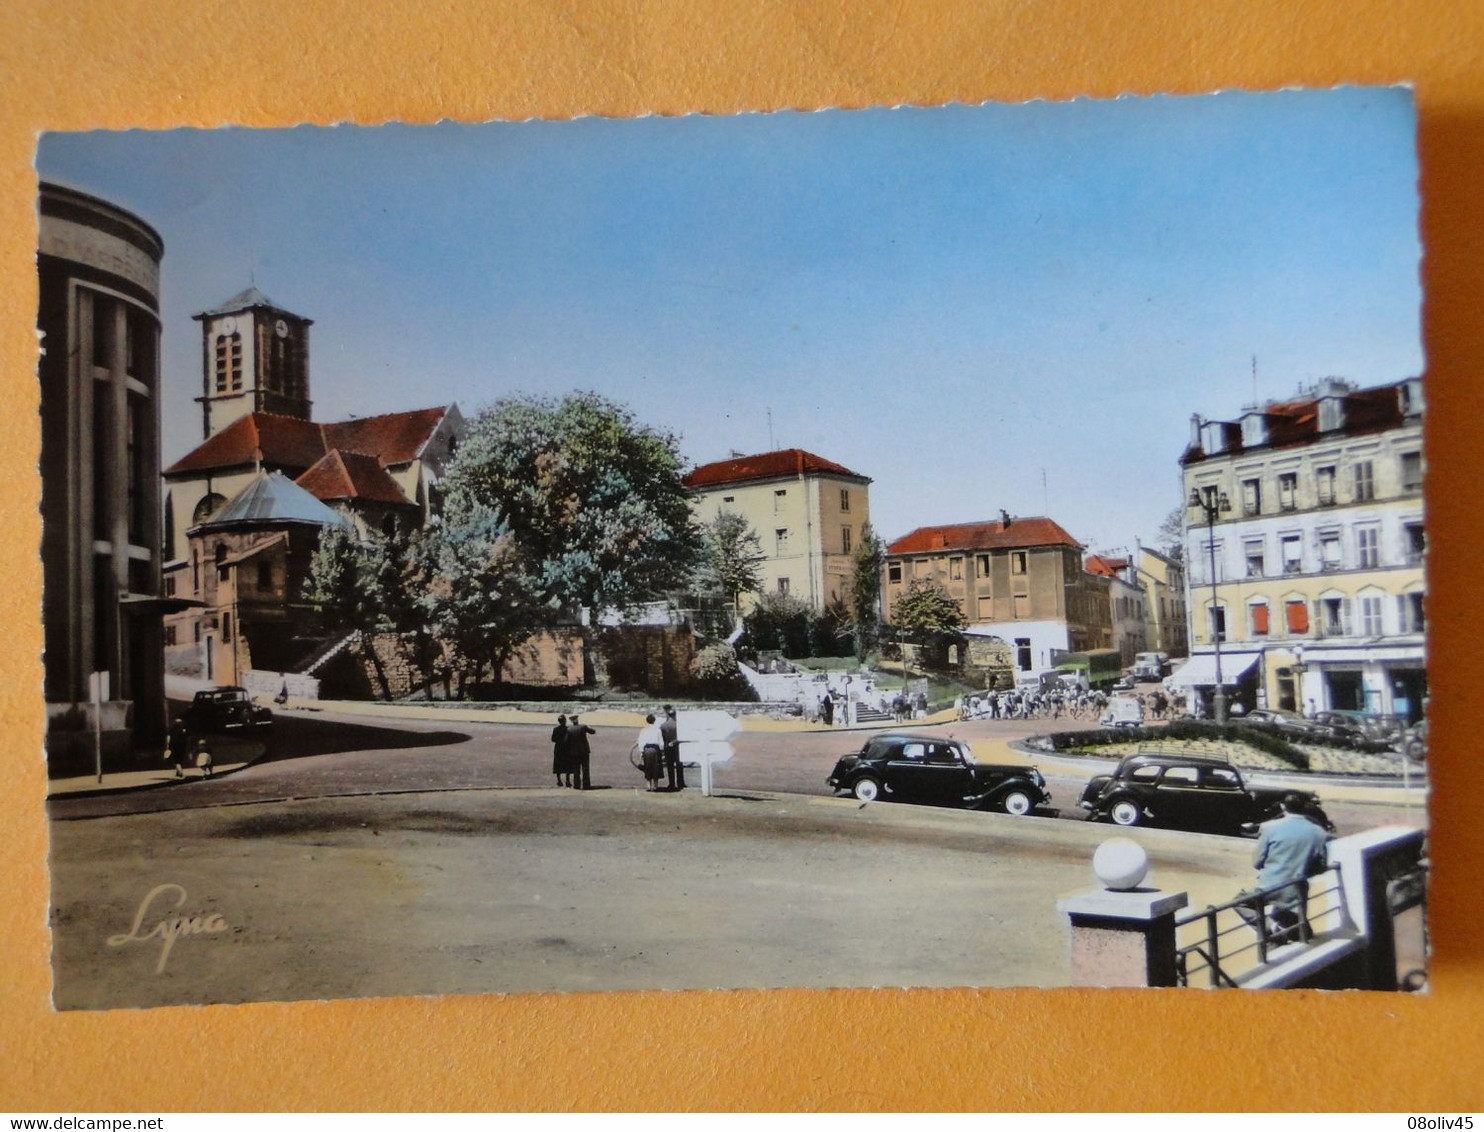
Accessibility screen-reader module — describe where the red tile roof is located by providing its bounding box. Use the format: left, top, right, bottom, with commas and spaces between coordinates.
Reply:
1183, 380, 1411, 465
324, 407, 449, 466
164, 407, 449, 477
163, 413, 327, 476
296, 450, 414, 507
684, 448, 868, 489
886, 516, 1082, 555
1084, 554, 1130, 577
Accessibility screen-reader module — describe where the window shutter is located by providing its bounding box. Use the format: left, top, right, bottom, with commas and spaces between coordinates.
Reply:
1286, 600, 1309, 634
1252, 604, 1269, 635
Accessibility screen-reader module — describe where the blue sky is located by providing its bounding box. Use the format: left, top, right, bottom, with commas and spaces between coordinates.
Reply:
37, 88, 1422, 553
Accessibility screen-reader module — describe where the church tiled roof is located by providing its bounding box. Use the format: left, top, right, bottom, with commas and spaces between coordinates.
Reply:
296, 450, 415, 507
193, 286, 286, 319
324, 407, 450, 466
684, 447, 869, 489
165, 413, 327, 476
164, 407, 451, 477
886, 516, 1082, 555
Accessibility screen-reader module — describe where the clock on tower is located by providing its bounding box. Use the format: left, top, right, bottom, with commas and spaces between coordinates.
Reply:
191, 287, 314, 440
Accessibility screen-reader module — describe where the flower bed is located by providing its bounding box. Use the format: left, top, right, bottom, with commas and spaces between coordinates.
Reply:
1030, 720, 1414, 776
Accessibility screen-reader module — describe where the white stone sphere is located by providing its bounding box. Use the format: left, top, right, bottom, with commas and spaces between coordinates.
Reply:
1093, 837, 1149, 891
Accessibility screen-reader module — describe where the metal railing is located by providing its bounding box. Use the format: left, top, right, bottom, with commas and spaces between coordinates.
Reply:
1174, 865, 1348, 988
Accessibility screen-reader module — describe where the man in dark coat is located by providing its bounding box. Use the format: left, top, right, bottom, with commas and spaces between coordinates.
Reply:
565, 715, 596, 790
660, 704, 684, 791
550, 714, 571, 787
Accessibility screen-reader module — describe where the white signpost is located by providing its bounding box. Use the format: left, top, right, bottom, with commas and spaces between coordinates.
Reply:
679, 709, 740, 797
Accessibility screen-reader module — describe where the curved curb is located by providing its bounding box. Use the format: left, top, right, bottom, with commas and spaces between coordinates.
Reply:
46, 743, 273, 801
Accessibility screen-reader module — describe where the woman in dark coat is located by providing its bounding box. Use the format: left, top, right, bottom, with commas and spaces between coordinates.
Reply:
165, 719, 191, 778
551, 714, 571, 787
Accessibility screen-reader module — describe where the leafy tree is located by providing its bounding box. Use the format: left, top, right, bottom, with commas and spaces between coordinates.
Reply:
742, 591, 813, 658
847, 521, 884, 660
417, 503, 552, 697
441, 392, 702, 622
813, 596, 854, 658
304, 523, 399, 699
694, 510, 766, 615
689, 642, 753, 699
381, 528, 443, 699
890, 579, 966, 670
892, 579, 967, 638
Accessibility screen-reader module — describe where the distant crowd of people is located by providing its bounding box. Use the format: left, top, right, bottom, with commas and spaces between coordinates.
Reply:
814, 680, 929, 727
955, 686, 1189, 723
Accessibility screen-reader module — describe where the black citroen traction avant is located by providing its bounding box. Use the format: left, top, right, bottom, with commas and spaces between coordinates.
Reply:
180, 686, 274, 740
826, 733, 1051, 816
1078, 751, 1334, 836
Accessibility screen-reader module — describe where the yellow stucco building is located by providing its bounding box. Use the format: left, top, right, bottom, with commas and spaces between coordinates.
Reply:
1134, 545, 1189, 658
683, 448, 871, 612
1178, 376, 1425, 721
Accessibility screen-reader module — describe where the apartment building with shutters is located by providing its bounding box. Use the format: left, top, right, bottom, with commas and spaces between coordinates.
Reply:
1178, 377, 1425, 721
882, 512, 1112, 681
683, 448, 872, 614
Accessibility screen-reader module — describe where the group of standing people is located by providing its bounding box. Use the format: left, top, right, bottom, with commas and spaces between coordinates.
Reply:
891, 691, 929, 722
549, 706, 687, 793
636, 705, 685, 792
550, 714, 595, 790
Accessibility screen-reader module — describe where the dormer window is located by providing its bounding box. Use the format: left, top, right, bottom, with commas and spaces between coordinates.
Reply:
1200, 421, 1227, 454
1318, 396, 1344, 432
1399, 378, 1424, 417
1240, 413, 1268, 447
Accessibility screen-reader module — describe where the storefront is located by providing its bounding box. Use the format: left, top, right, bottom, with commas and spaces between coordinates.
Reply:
1291, 644, 1427, 723
1167, 651, 1263, 717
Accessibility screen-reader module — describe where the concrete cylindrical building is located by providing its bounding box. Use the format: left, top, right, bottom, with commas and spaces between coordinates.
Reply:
38, 182, 167, 762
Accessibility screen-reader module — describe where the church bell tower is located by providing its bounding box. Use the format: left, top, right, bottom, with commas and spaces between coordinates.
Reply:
192, 286, 313, 439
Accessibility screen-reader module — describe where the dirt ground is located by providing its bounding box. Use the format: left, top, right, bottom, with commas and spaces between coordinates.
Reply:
48, 787, 1255, 1009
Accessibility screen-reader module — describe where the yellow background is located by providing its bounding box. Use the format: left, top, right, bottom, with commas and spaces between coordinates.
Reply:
2, 1, 1480, 1112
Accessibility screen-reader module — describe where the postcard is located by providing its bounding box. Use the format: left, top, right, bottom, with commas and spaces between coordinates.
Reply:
38, 88, 1428, 1009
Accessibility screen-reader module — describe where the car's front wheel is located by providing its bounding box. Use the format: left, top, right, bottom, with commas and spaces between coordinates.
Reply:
1001, 790, 1034, 817
1109, 799, 1143, 827
852, 777, 882, 803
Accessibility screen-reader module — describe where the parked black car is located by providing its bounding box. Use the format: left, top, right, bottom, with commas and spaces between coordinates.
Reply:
1241, 707, 1338, 741
180, 686, 274, 739
826, 733, 1051, 816
1078, 752, 1334, 836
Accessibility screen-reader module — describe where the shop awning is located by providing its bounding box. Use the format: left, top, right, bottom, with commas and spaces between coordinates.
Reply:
1167, 651, 1262, 688
1295, 645, 1426, 665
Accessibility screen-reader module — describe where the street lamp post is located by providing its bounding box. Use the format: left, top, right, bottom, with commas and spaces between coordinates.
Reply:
1291, 642, 1307, 716
1189, 485, 1232, 723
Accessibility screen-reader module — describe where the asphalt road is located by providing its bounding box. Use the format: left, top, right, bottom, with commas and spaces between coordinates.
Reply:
44, 707, 1427, 1009
49, 707, 1427, 838
48, 784, 1263, 1008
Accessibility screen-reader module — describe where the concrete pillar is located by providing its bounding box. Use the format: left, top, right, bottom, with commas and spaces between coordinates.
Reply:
1057, 889, 1189, 987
